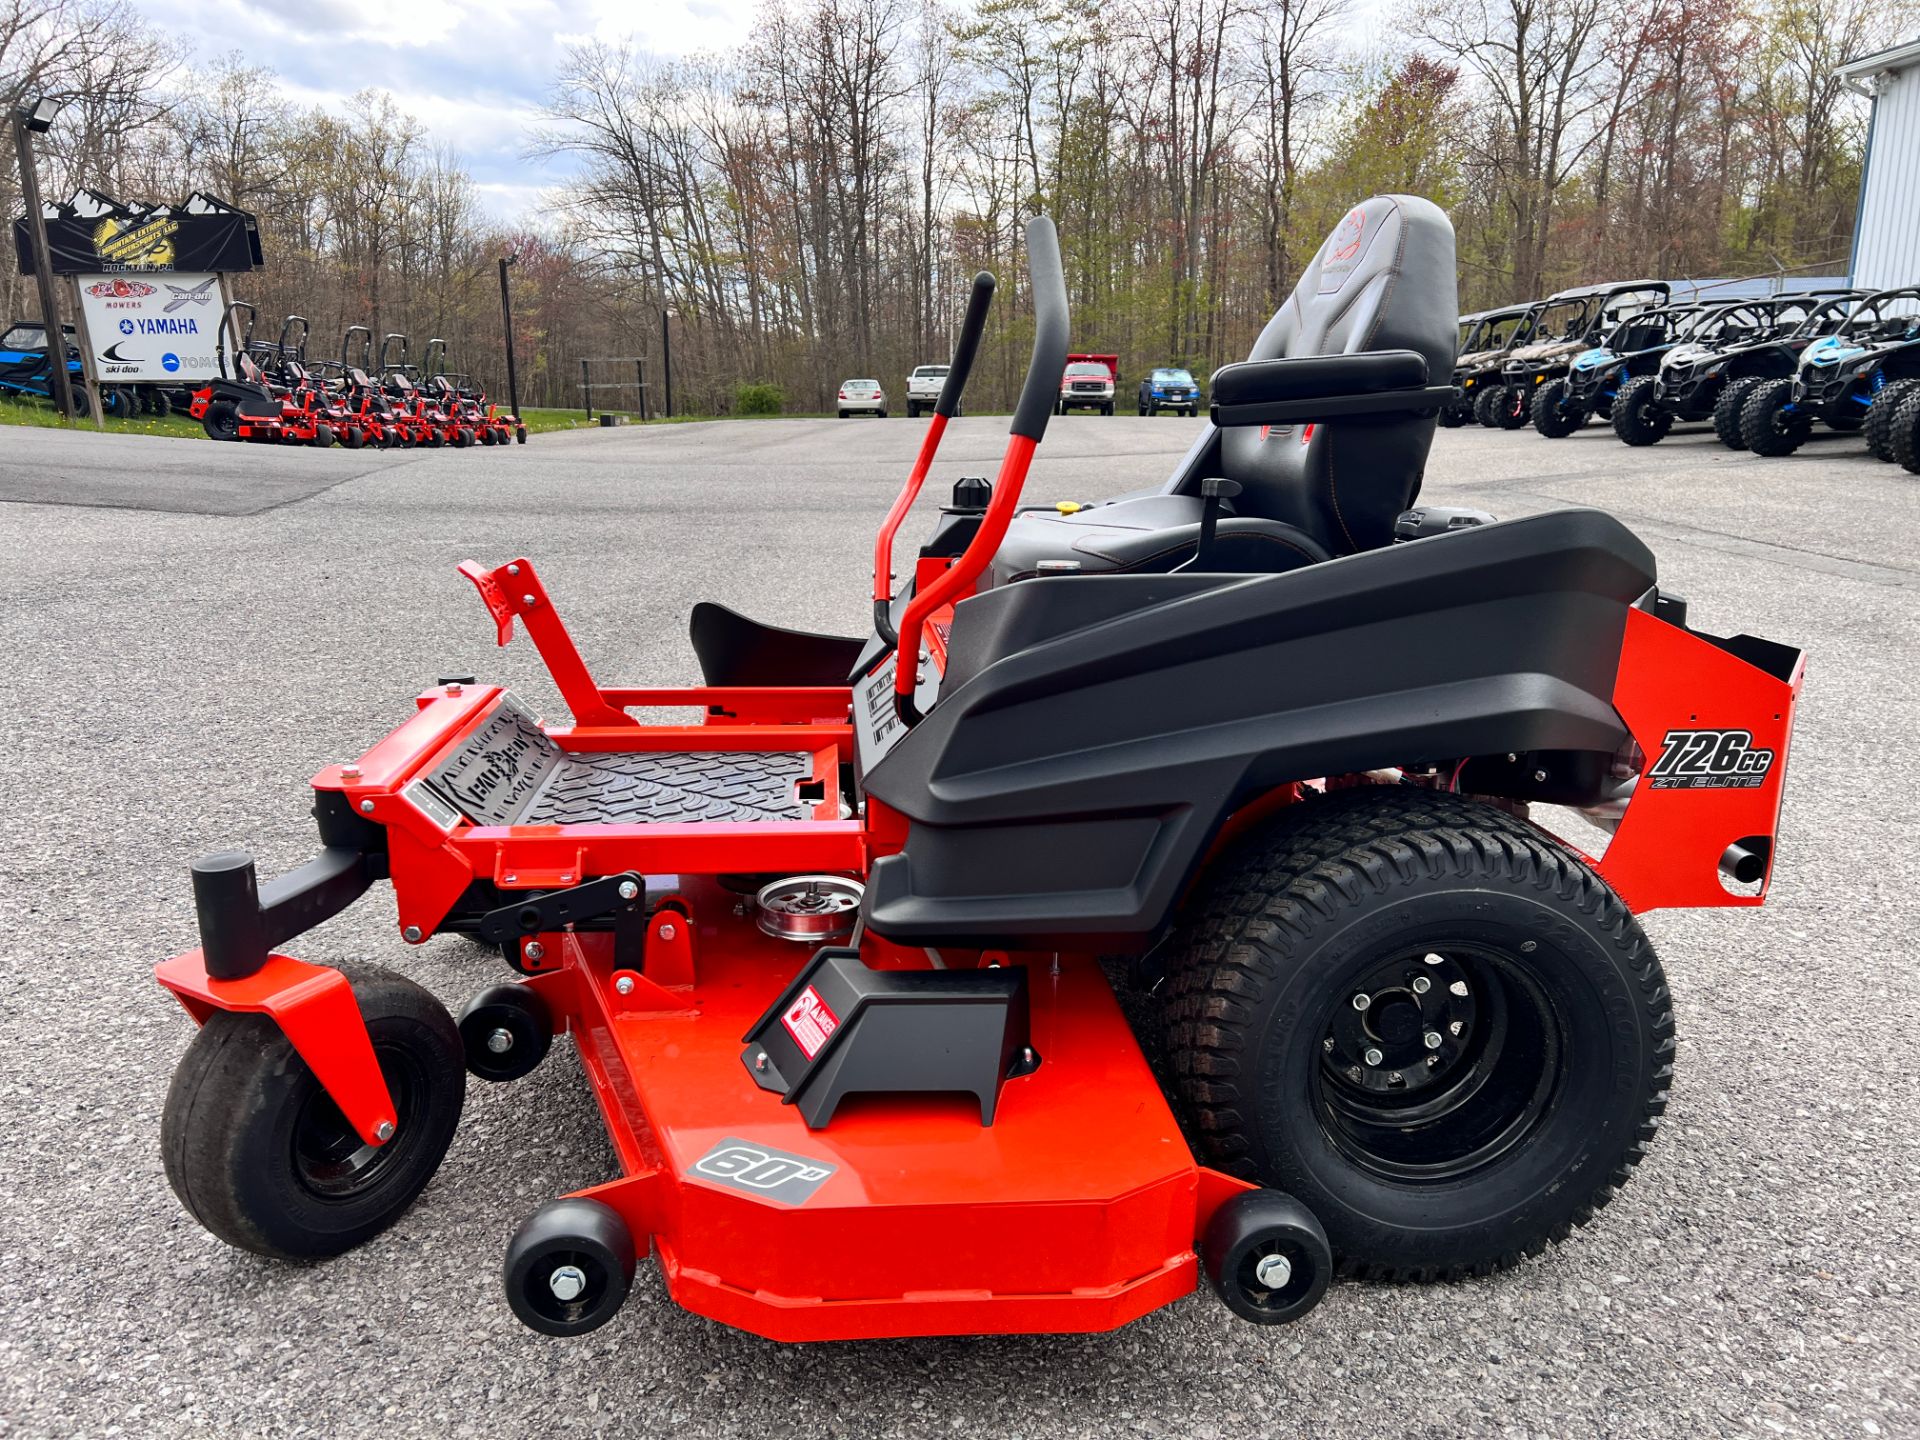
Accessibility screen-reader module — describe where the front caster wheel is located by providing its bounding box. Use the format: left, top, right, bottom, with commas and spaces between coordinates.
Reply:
160, 969, 466, 1260
504, 1197, 636, 1336
459, 983, 552, 1082
1203, 1189, 1332, 1324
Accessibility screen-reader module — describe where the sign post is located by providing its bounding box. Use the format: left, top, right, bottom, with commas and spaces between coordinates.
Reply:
11, 103, 75, 420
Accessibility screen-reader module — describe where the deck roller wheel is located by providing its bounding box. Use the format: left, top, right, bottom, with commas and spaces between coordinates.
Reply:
503, 1198, 636, 1336
1202, 1190, 1332, 1325
458, 983, 553, 1082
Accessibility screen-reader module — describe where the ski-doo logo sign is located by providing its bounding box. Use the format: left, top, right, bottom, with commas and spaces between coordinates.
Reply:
692, 1138, 836, 1205
1648, 728, 1776, 789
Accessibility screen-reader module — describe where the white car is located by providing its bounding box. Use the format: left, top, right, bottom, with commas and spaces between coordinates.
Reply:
837, 379, 887, 418
905, 364, 956, 418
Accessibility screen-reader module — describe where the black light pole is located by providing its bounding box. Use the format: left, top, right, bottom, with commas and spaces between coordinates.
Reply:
497, 253, 524, 441
661, 307, 673, 419
12, 96, 74, 420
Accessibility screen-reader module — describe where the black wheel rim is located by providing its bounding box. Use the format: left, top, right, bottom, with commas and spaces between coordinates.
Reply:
291, 1042, 426, 1200
1313, 944, 1563, 1183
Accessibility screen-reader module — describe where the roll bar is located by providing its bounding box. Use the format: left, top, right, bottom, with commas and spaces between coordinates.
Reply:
423, 337, 447, 377
342, 325, 372, 371
278, 315, 310, 362
892, 215, 1067, 716
871, 269, 997, 643
379, 333, 408, 375
217, 301, 258, 381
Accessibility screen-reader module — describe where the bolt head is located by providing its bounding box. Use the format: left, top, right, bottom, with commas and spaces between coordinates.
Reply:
617, 880, 639, 901
1424, 1031, 1443, 1050
1532, 768, 1548, 783
340, 764, 361, 780
614, 975, 636, 996
521, 593, 536, 608
754, 1051, 768, 1072
402, 925, 423, 943
658, 922, 677, 941
358, 799, 375, 813
523, 940, 545, 961
506, 563, 520, 576
1411, 975, 1431, 994
1363, 1047, 1384, 1066
1351, 992, 1371, 1010
446, 681, 463, 696
486, 1027, 514, 1055
373, 1120, 395, 1142
547, 1264, 587, 1302
1253, 1253, 1293, 1290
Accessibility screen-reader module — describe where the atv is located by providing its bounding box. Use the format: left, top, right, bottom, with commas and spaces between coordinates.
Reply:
155, 197, 1802, 1345
1497, 281, 1670, 430
1534, 301, 1711, 438
1450, 303, 1540, 428
1741, 288, 1920, 457
1624, 292, 1867, 451
0, 319, 123, 420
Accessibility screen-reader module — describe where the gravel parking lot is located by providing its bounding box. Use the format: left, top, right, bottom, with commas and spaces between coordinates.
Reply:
0, 414, 1914, 1438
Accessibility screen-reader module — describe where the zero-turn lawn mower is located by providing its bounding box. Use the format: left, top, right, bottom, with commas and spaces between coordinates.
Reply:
1494, 281, 1670, 430
157, 197, 1804, 1342
1741, 287, 1920, 457
1619, 292, 1866, 451
1449, 302, 1540, 428
187, 303, 335, 445
1533, 300, 1710, 438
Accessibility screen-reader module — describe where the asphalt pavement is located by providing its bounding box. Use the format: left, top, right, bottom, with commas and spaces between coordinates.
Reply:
0, 413, 1914, 1438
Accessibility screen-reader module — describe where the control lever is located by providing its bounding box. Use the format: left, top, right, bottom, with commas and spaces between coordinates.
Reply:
1178, 478, 1242, 572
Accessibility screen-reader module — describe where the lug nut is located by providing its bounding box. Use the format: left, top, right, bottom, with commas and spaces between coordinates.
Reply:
1424, 1031, 1443, 1050
524, 941, 544, 961
1450, 1020, 1464, 1035
617, 880, 639, 901
1424, 952, 1444, 965
487, 1027, 514, 1055
1254, 1254, 1293, 1289
1351, 992, 1372, 1010
1363, 1047, 1383, 1066
548, 1264, 587, 1302
1411, 975, 1431, 995
1450, 980, 1469, 997
615, 975, 635, 996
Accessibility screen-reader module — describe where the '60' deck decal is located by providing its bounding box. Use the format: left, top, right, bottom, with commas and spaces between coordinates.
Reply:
691, 1138, 837, 1205
1648, 728, 1776, 790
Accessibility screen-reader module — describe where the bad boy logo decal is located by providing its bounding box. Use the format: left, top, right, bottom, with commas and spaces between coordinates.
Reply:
1317, 207, 1371, 294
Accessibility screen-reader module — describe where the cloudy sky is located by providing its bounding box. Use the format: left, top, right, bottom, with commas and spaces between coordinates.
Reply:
131, 0, 761, 217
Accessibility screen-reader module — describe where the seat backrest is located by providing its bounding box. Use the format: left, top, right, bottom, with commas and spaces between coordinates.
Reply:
1180, 194, 1457, 555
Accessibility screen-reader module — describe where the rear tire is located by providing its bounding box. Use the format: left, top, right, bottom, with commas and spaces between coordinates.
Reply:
1163, 788, 1671, 1281
1741, 379, 1810, 456
1712, 376, 1761, 450
1610, 375, 1672, 446
1436, 401, 1468, 428
1865, 380, 1917, 462
1890, 388, 1920, 475
161, 969, 466, 1260
1473, 385, 1507, 427
1493, 384, 1530, 429
1530, 379, 1585, 437
202, 400, 241, 442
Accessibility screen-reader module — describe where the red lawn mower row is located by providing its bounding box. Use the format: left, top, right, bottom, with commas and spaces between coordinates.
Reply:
188, 304, 525, 449
157, 198, 1804, 1344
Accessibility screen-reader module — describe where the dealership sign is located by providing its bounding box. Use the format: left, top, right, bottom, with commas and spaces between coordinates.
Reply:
14, 191, 262, 277
77, 272, 221, 381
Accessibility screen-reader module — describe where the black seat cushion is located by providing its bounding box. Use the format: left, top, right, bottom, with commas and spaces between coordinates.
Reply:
993, 194, 1457, 586
993, 494, 1329, 581
689, 602, 865, 687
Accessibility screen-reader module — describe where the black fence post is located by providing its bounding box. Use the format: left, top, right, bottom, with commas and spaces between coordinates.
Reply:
581, 358, 592, 422
498, 255, 522, 421
662, 309, 673, 419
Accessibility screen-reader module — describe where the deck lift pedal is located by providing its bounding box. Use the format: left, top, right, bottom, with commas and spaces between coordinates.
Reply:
156, 201, 1804, 1343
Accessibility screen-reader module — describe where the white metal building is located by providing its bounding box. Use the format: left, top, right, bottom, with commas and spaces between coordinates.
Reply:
1841, 38, 1920, 289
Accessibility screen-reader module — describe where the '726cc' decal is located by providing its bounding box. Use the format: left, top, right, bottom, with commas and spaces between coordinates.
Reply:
1648, 728, 1776, 789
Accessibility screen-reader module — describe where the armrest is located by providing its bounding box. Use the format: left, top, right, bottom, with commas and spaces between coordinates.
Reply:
1210, 349, 1454, 427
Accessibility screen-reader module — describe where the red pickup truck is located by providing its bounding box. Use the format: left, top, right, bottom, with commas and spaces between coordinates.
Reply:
1057, 352, 1118, 415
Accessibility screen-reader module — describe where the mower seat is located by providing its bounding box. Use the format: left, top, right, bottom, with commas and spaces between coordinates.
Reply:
993, 194, 1457, 583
